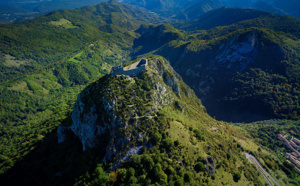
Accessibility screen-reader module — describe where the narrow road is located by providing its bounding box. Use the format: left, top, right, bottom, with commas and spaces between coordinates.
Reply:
245, 153, 280, 186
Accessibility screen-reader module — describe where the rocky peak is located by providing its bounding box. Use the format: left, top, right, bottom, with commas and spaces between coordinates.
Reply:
57, 56, 201, 163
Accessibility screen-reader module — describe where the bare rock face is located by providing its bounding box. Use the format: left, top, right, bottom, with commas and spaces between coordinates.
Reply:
150, 58, 181, 97
57, 125, 69, 144
214, 30, 259, 71
71, 102, 102, 151
69, 88, 132, 162
183, 30, 261, 98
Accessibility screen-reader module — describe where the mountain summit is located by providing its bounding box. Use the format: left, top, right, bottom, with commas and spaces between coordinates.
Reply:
54, 56, 279, 185
59, 56, 205, 161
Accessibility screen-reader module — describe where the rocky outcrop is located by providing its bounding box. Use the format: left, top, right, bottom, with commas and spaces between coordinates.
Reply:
150, 58, 182, 97
201, 157, 216, 175
69, 88, 134, 161
70, 102, 102, 151
214, 30, 259, 72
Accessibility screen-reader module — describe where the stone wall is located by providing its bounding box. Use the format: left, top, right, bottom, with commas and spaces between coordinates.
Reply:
111, 68, 124, 76
122, 65, 146, 76
111, 64, 146, 76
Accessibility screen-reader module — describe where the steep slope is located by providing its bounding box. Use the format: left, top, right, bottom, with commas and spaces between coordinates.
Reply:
0, 3, 297, 185
133, 24, 184, 55
60, 56, 205, 160
55, 56, 281, 185
155, 28, 300, 121
178, 7, 300, 35
2, 0, 300, 24
129, 11, 300, 121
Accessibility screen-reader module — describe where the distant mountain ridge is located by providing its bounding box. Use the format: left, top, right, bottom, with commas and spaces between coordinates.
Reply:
119, 0, 300, 19
179, 6, 277, 30
119, 0, 225, 19
1, 0, 300, 23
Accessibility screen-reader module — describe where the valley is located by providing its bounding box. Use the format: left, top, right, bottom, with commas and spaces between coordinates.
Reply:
0, 0, 299, 185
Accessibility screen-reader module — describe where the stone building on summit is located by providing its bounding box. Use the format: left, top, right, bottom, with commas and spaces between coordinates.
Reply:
110, 58, 148, 77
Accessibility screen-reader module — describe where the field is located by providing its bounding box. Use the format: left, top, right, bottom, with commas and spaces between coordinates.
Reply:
49, 18, 77, 29
3, 54, 28, 67
68, 51, 84, 63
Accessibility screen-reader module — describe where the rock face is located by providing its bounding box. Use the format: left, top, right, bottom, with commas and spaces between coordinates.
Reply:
57, 57, 200, 163
71, 102, 101, 151
214, 30, 259, 72
57, 125, 69, 144
203, 157, 216, 175
181, 30, 264, 98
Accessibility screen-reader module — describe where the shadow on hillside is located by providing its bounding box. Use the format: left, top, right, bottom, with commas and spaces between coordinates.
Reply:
0, 125, 106, 186
203, 99, 273, 123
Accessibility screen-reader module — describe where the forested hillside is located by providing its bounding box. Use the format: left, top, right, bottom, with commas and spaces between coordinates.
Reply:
0, 0, 159, 175
136, 8, 300, 121
0, 0, 160, 83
